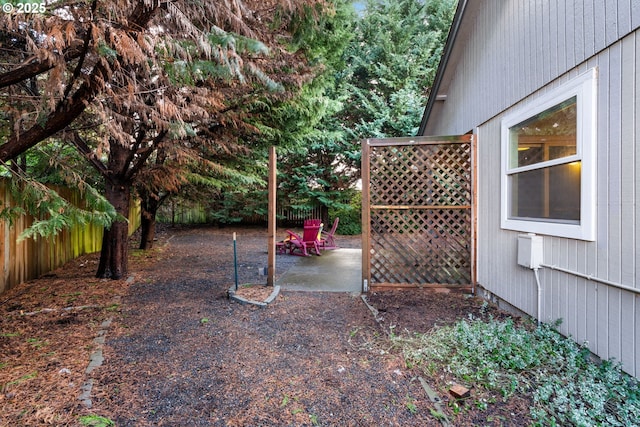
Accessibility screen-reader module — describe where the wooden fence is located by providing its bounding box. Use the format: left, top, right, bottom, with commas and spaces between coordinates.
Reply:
157, 200, 324, 226
362, 135, 474, 289
277, 205, 324, 225
0, 179, 140, 295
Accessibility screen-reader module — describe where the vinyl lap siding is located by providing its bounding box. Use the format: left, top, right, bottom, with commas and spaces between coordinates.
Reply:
423, 1, 640, 377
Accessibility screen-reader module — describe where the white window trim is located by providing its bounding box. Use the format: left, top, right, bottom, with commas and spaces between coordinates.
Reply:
500, 68, 597, 241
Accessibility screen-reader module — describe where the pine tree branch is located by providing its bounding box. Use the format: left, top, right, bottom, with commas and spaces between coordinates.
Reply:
0, 44, 85, 89
126, 129, 168, 181
0, 3, 161, 162
125, 127, 147, 171
0, 58, 110, 162
68, 131, 109, 177
61, 0, 99, 102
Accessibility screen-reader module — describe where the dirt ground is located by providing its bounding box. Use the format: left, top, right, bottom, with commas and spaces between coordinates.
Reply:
0, 225, 532, 426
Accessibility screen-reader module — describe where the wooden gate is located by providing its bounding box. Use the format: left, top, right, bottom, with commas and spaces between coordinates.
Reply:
361, 135, 475, 291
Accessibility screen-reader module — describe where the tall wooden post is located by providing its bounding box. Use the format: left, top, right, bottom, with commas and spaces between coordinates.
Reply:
267, 146, 277, 286
361, 139, 370, 293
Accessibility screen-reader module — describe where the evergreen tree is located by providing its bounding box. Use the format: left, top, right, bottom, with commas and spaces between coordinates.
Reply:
214, 0, 357, 224
340, 0, 457, 140
216, 0, 457, 228
275, 0, 457, 225
0, 0, 328, 278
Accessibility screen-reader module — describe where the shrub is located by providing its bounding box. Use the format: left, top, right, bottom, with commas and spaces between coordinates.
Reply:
393, 316, 640, 426
329, 190, 361, 235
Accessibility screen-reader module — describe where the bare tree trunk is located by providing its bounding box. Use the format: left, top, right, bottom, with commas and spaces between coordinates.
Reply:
96, 181, 131, 279
139, 214, 156, 250
139, 195, 160, 250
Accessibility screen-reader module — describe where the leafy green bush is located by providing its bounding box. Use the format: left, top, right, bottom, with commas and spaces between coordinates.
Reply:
393, 316, 640, 426
329, 190, 361, 235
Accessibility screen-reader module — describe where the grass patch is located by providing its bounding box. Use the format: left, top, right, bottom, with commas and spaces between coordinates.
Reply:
62, 291, 82, 303
1, 332, 20, 337
62, 292, 82, 297
6, 372, 38, 387
392, 316, 640, 426
129, 250, 145, 258
105, 303, 120, 312
405, 395, 418, 414
78, 415, 115, 426
26, 337, 47, 349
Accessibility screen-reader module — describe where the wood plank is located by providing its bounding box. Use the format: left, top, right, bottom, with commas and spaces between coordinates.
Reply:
366, 134, 472, 147
573, 0, 585, 63
620, 290, 636, 376
636, 294, 640, 378
541, 0, 551, 83
605, 0, 620, 45
370, 283, 473, 293
596, 49, 610, 278
370, 205, 471, 210
607, 289, 622, 361
593, 0, 606, 52
566, 0, 577, 71
636, 31, 640, 292
596, 285, 611, 360
548, 0, 559, 79
361, 139, 371, 291
620, 34, 636, 287
470, 132, 478, 286
583, 0, 595, 61
523, 0, 534, 94
267, 146, 277, 286
555, 0, 567, 80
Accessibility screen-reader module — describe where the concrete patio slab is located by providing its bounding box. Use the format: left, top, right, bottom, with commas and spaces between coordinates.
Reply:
276, 248, 362, 293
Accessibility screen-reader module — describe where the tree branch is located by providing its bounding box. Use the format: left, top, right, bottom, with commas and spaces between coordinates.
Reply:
126, 129, 168, 181
0, 3, 161, 162
62, 0, 98, 101
68, 131, 109, 177
0, 60, 109, 162
0, 43, 84, 89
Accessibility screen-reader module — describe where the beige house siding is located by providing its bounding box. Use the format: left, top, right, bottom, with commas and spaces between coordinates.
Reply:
421, 1, 640, 377
424, 0, 640, 136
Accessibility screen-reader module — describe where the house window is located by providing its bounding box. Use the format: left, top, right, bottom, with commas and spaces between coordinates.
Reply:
501, 68, 597, 241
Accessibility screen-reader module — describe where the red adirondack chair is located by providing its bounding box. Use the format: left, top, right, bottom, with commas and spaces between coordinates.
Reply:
285, 223, 322, 256
320, 217, 339, 250
304, 219, 322, 228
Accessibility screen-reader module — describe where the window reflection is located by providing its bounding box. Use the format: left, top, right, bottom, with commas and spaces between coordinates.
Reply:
508, 96, 580, 222
509, 96, 577, 168
510, 162, 581, 222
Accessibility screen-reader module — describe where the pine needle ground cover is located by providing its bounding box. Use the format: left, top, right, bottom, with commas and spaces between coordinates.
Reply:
3, 226, 638, 426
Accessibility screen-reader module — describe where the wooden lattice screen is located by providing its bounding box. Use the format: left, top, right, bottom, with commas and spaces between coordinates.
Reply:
361, 135, 475, 290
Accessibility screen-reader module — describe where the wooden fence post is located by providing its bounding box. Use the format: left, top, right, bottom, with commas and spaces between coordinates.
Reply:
267, 146, 277, 286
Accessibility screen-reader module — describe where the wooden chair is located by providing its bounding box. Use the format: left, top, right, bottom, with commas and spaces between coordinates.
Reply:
304, 218, 323, 242
320, 217, 339, 250
304, 219, 322, 228
285, 223, 322, 256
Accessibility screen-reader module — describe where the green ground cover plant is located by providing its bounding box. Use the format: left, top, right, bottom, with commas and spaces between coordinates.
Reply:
392, 313, 640, 426
78, 414, 115, 427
